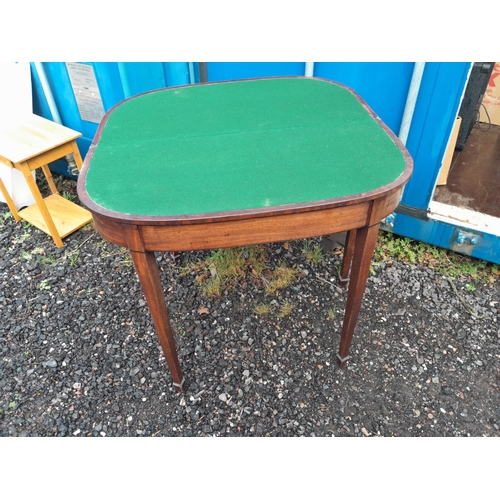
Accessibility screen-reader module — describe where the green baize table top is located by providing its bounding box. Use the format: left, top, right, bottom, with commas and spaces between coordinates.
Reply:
84, 77, 407, 217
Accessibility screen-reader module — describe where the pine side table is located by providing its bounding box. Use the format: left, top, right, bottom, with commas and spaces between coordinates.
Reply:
0, 113, 93, 247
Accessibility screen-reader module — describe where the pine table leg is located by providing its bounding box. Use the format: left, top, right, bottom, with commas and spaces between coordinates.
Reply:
18, 163, 63, 247
0, 176, 21, 221
41, 164, 59, 195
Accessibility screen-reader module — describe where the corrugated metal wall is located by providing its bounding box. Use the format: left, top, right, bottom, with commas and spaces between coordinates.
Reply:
206, 62, 414, 134
31, 62, 195, 171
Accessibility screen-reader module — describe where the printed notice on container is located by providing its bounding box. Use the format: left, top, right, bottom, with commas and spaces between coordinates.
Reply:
66, 62, 105, 124
479, 62, 500, 127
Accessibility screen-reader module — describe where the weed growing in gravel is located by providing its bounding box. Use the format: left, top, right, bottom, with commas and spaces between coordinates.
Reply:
374, 232, 425, 264
39, 279, 51, 291
181, 245, 268, 297
254, 304, 273, 316
277, 301, 293, 318
120, 254, 134, 267
68, 250, 80, 266
95, 239, 108, 249
208, 248, 246, 281
375, 230, 499, 283
302, 240, 324, 265
326, 308, 336, 321
182, 244, 301, 298
254, 301, 293, 319
62, 191, 76, 202
39, 255, 55, 266
0, 212, 11, 228
111, 248, 133, 268
15, 229, 31, 243
265, 265, 300, 295
204, 277, 221, 298
81, 220, 95, 232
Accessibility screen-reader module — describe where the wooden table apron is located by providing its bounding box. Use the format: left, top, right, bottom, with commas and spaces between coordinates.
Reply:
77, 77, 413, 391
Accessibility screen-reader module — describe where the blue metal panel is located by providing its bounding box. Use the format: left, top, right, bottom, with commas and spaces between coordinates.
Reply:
31, 62, 96, 178
31, 62, 86, 133
30, 62, 196, 177
116, 62, 167, 98
314, 62, 415, 134
385, 213, 500, 265
401, 62, 471, 210
375, 62, 499, 264
206, 62, 306, 82
89, 62, 126, 110
164, 63, 191, 87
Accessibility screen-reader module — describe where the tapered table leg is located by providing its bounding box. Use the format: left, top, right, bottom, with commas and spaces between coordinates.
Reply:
129, 249, 184, 391
0, 176, 21, 221
18, 163, 64, 247
337, 223, 380, 367
340, 229, 357, 287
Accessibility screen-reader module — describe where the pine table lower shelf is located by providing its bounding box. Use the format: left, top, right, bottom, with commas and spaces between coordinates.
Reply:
19, 194, 93, 239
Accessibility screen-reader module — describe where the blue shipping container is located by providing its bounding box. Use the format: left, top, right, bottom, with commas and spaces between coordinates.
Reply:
29, 62, 499, 264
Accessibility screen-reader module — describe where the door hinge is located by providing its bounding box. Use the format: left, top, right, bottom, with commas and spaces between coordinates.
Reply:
394, 204, 430, 221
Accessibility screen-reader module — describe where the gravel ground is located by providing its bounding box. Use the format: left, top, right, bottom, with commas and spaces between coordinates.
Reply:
1, 177, 499, 437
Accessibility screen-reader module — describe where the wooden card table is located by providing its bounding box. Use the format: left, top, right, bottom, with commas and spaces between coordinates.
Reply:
78, 77, 413, 391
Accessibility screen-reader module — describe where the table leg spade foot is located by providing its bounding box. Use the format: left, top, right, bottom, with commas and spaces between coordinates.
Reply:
336, 353, 350, 368
339, 277, 349, 288
172, 377, 185, 393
